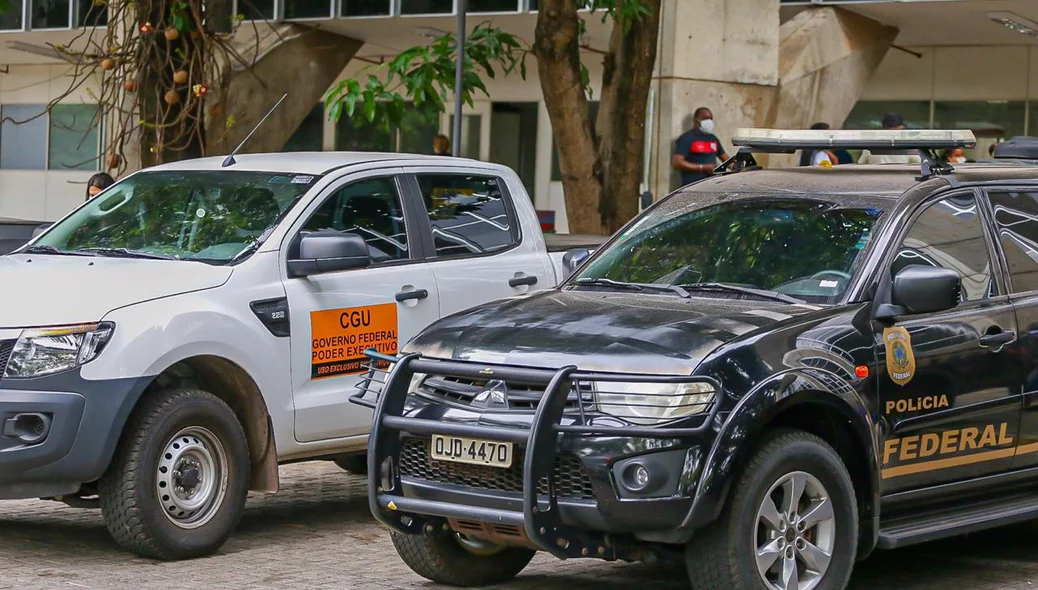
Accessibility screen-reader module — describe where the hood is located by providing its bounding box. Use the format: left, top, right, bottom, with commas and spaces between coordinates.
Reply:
405, 289, 823, 375
0, 254, 232, 327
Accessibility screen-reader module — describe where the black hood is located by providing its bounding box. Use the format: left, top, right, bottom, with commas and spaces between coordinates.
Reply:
405, 289, 823, 375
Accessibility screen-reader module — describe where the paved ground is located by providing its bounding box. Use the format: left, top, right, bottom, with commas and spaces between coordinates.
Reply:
1, 462, 1037, 589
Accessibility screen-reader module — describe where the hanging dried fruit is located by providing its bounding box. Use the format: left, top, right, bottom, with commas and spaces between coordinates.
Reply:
164, 28, 180, 41
173, 69, 188, 84
139, 22, 153, 34
164, 90, 181, 105
106, 153, 122, 169
124, 79, 137, 92
101, 58, 116, 71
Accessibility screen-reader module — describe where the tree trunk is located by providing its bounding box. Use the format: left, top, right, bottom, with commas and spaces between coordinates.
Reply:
533, 0, 604, 235
596, 1, 661, 233
535, 0, 661, 235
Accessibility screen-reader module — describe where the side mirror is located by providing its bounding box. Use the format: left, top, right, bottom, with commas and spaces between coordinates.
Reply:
32, 223, 51, 238
288, 231, 371, 278
562, 248, 591, 275
877, 265, 960, 319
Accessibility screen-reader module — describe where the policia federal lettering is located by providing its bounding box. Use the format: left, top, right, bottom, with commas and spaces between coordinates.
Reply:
882, 422, 1015, 478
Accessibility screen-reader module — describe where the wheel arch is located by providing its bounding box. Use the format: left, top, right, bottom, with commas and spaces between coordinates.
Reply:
128, 355, 279, 493
685, 370, 879, 556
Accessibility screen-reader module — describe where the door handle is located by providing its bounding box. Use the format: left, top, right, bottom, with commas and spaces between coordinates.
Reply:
395, 288, 429, 302
508, 275, 538, 288
979, 329, 1016, 349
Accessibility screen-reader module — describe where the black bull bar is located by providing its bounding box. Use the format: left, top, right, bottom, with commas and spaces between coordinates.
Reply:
349, 350, 720, 558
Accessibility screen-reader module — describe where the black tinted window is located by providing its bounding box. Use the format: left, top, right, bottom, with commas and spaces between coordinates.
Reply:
989, 191, 1038, 294
416, 174, 518, 257
302, 178, 408, 263
892, 195, 993, 302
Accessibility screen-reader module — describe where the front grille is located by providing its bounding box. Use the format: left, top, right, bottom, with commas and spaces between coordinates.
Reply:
0, 340, 14, 378
418, 375, 589, 411
398, 438, 595, 500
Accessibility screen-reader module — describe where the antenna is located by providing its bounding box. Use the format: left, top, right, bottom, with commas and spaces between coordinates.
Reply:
222, 93, 288, 168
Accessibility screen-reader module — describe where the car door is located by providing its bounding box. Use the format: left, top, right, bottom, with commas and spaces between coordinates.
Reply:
877, 190, 1023, 495
283, 172, 440, 442
984, 187, 1038, 470
404, 168, 549, 317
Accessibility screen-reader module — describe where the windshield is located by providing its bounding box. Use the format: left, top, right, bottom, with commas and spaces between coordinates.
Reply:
574, 195, 886, 304
32, 170, 317, 263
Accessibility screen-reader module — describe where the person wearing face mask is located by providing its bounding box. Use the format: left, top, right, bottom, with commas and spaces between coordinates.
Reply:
673, 107, 730, 186
943, 147, 967, 164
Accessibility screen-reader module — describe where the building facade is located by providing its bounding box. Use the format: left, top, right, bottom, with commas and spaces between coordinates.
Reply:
0, 0, 1035, 232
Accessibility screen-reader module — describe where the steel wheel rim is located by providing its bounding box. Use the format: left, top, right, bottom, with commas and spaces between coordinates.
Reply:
753, 470, 836, 590
155, 426, 229, 530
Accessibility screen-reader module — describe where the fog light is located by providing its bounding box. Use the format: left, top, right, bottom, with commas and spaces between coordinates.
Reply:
620, 461, 653, 493
2, 413, 51, 445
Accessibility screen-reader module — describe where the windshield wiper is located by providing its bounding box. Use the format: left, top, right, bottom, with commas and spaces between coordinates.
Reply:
574, 278, 691, 298
679, 282, 805, 304
77, 247, 178, 260
21, 245, 97, 257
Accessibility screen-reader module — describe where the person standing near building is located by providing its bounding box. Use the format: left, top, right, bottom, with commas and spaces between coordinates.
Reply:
799, 122, 841, 167
432, 134, 451, 156
673, 107, 730, 186
858, 113, 922, 164
85, 172, 115, 201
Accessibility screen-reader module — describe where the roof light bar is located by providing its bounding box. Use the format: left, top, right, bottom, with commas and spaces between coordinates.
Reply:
731, 128, 977, 152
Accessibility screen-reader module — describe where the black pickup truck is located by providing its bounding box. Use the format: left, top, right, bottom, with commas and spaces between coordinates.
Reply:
353, 131, 1038, 590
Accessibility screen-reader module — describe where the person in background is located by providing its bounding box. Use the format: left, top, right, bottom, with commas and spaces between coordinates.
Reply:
86, 172, 115, 201
673, 107, 730, 186
432, 134, 451, 156
943, 147, 967, 164
858, 113, 922, 164
799, 122, 840, 167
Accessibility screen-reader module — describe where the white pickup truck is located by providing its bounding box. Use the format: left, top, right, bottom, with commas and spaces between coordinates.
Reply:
0, 152, 599, 560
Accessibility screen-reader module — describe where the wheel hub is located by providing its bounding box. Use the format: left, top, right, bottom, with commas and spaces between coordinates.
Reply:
753, 471, 836, 590
155, 427, 229, 530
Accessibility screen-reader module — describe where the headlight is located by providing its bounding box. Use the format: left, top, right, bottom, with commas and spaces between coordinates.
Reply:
589, 380, 715, 426
4, 323, 115, 379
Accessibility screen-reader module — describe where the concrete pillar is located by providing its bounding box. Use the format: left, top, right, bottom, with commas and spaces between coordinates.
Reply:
205, 24, 362, 155
764, 7, 899, 167
649, 0, 780, 201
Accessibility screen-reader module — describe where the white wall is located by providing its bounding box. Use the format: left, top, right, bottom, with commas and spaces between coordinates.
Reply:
0, 64, 102, 221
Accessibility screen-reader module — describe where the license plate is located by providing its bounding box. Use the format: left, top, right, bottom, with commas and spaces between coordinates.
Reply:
430, 434, 514, 468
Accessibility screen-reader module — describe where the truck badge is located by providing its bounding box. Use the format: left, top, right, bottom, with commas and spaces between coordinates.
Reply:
883, 326, 916, 386
473, 379, 508, 408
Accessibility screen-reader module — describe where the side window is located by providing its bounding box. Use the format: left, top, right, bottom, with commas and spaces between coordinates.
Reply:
890, 194, 994, 302
415, 173, 519, 257
301, 177, 409, 263
988, 191, 1038, 294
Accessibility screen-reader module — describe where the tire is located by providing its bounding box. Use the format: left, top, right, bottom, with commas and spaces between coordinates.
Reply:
333, 454, 368, 475
391, 531, 536, 587
686, 430, 858, 590
99, 388, 251, 560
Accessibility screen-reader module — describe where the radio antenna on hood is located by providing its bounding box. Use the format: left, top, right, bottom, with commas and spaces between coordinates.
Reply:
222, 93, 288, 168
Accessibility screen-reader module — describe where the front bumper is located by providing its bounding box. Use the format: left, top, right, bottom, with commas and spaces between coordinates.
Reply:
0, 371, 150, 499
351, 352, 720, 558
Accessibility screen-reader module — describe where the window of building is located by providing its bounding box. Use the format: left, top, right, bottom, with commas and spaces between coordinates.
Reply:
283, 0, 333, 19
49, 104, 100, 170
0, 1, 23, 29
336, 102, 440, 154
988, 191, 1038, 294
891, 194, 994, 302
490, 102, 537, 194
844, 100, 931, 131
397, 105, 441, 154
416, 174, 518, 257
1, 104, 49, 170
400, 0, 451, 15
31, 0, 71, 29
76, 0, 106, 26
447, 115, 482, 159
933, 101, 1027, 160
238, 0, 275, 20
551, 101, 599, 181
337, 111, 394, 152
302, 178, 409, 263
470, 0, 520, 12
283, 105, 324, 152
341, 0, 390, 16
